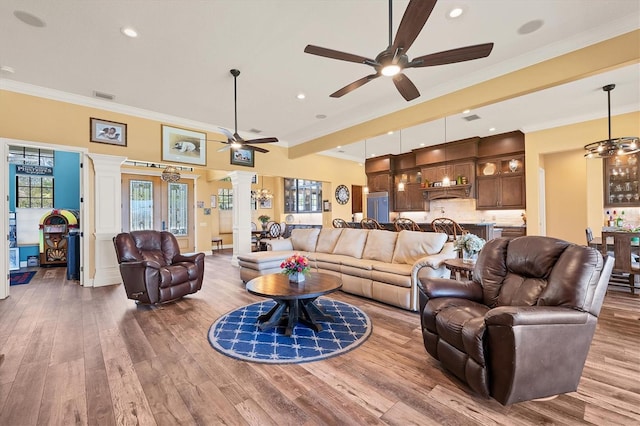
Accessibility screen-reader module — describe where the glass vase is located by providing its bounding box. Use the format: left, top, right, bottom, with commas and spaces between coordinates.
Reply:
288, 272, 306, 283
462, 250, 478, 264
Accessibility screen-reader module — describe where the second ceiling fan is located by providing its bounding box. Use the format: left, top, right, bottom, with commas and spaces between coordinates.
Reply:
304, 0, 494, 101
217, 69, 278, 153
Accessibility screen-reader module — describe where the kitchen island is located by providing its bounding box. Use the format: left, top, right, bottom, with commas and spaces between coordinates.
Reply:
348, 222, 498, 241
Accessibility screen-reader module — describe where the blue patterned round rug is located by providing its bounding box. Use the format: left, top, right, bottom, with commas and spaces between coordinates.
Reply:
208, 297, 372, 364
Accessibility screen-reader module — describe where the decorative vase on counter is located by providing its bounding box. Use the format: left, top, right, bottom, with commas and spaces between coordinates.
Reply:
288, 272, 306, 283
462, 250, 478, 264
261, 222, 267, 230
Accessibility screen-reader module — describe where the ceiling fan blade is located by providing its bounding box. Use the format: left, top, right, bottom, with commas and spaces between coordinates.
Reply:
217, 145, 231, 152
247, 145, 269, 154
246, 137, 279, 144
304, 45, 374, 65
330, 73, 380, 98
391, 0, 437, 54
392, 73, 420, 101
218, 127, 235, 141
410, 43, 494, 67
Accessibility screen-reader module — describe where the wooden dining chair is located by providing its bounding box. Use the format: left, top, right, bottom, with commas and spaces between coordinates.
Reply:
332, 218, 351, 228
360, 218, 384, 230
601, 231, 640, 294
394, 217, 421, 231
431, 217, 466, 241
585, 227, 603, 250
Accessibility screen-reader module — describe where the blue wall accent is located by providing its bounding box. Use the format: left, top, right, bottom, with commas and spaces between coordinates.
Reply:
9, 151, 80, 262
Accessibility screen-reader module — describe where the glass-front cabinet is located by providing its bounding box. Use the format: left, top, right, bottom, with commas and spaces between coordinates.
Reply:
284, 178, 323, 213
604, 152, 640, 207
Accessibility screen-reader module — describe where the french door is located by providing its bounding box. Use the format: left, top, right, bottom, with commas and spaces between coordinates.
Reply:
121, 174, 194, 252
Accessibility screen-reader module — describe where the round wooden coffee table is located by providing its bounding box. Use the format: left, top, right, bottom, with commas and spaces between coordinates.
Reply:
246, 272, 343, 336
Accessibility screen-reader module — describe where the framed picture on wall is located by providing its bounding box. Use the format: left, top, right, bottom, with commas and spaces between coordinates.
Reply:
230, 147, 254, 167
90, 118, 127, 146
9, 248, 19, 271
161, 125, 207, 166
259, 199, 272, 209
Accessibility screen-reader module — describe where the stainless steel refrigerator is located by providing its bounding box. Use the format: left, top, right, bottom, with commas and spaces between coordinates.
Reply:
366, 192, 389, 223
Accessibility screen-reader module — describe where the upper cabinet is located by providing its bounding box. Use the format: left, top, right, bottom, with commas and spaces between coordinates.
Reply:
475, 131, 526, 210
476, 155, 525, 209
604, 152, 640, 207
365, 155, 392, 193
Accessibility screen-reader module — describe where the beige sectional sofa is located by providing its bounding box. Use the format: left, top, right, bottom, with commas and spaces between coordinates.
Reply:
237, 228, 456, 311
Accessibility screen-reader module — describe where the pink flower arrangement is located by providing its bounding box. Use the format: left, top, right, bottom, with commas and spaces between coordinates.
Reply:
280, 253, 310, 276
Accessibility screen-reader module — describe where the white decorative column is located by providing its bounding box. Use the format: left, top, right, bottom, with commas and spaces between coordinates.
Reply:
229, 171, 254, 266
88, 153, 127, 287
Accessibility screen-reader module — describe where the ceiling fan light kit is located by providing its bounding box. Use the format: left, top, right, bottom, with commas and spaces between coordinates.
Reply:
304, 0, 494, 101
584, 84, 639, 159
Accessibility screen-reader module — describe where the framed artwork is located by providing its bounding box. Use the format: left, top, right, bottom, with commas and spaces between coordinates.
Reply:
161, 125, 207, 166
90, 118, 127, 146
9, 248, 19, 271
259, 199, 272, 209
230, 147, 254, 167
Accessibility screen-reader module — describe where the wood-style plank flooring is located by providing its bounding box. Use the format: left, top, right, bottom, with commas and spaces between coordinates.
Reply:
1, 251, 639, 425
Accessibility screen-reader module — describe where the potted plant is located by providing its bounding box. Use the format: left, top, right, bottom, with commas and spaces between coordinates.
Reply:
258, 215, 270, 230
454, 233, 486, 264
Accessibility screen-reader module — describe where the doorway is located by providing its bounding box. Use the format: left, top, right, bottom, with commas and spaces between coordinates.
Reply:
1, 139, 89, 299
121, 173, 195, 252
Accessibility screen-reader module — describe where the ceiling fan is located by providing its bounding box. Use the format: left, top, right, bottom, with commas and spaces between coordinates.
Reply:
304, 0, 494, 101
216, 69, 278, 153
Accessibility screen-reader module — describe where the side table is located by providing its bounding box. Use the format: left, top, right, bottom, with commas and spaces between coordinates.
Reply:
211, 237, 223, 254
444, 258, 475, 281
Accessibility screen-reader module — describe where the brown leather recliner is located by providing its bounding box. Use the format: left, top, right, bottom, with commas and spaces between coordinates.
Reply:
113, 230, 205, 304
418, 236, 614, 405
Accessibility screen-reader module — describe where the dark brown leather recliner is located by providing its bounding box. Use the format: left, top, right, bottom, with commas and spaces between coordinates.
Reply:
418, 236, 614, 405
113, 230, 205, 304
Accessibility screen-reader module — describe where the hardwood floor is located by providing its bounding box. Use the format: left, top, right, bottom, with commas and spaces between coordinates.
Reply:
1, 252, 639, 425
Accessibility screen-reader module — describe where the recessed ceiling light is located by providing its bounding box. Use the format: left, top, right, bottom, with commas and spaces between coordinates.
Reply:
489, 127, 496, 132
0, 65, 15, 74
419, 143, 425, 147
296, 93, 306, 100
13, 10, 46, 27
387, 131, 394, 135
463, 109, 471, 114
447, 6, 465, 19
120, 27, 138, 38
337, 145, 342, 149
315, 114, 327, 119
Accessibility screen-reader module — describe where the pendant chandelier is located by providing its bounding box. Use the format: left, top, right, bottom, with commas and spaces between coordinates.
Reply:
584, 84, 639, 158
161, 165, 180, 182
442, 117, 451, 187
363, 139, 369, 194
397, 131, 405, 192
252, 175, 273, 202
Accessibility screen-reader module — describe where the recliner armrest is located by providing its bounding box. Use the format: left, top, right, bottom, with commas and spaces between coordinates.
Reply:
174, 252, 205, 263
419, 277, 484, 301
121, 259, 162, 270
485, 306, 589, 326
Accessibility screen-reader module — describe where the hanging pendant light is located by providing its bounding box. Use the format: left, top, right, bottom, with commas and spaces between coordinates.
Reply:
584, 84, 639, 158
397, 131, 405, 192
251, 175, 274, 203
442, 117, 451, 187
161, 165, 180, 182
363, 139, 369, 194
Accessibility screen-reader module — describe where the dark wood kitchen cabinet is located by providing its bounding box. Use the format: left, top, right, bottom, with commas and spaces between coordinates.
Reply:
476, 155, 525, 209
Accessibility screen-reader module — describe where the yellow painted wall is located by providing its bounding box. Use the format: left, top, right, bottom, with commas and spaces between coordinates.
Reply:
0, 90, 366, 278
526, 111, 640, 244
543, 149, 588, 243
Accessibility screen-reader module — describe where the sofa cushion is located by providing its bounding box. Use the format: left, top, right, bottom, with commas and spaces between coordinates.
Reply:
332, 229, 369, 259
290, 228, 321, 252
362, 229, 398, 263
392, 231, 448, 264
315, 228, 344, 253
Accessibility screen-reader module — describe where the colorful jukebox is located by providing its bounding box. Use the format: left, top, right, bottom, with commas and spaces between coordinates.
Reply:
39, 209, 79, 266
